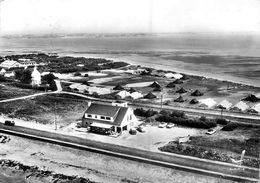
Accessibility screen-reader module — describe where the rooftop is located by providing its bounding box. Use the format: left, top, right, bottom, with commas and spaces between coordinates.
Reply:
85, 103, 121, 117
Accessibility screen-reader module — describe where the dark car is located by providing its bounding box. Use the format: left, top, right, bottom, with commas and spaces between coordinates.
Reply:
4, 120, 15, 126
129, 129, 137, 135
136, 126, 146, 133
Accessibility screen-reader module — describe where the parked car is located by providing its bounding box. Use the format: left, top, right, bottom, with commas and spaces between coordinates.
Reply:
129, 129, 137, 135
166, 123, 175, 128
136, 126, 146, 133
158, 122, 167, 128
4, 120, 15, 126
206, 129, 216, 135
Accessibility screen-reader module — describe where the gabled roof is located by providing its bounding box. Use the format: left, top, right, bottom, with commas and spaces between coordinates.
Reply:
231, 101, 249, 111
85, 103, 121, 117
0, 60, 20, 67
84, 105, 129, 126
217, 99, 232, 109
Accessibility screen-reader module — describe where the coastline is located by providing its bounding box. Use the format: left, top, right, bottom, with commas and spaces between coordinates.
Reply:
59, 52, 260, 89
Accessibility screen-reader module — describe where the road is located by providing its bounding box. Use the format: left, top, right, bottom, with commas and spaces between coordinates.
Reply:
0, 80, 259, 124
0, 124, 259, 182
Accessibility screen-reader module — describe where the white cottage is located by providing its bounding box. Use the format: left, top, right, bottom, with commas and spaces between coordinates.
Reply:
82, 102, 137, 134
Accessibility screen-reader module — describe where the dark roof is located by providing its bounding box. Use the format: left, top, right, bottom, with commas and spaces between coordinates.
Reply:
191, 89, 203, 96
85, 103, 121, 117
83, 106, 129, 126
149, 81, 161, 88
190, 98, 199, 104
174, 96, 184, 102
113, 84, 125, 90
173, 79, 183, 84
144, 92, 157, 99
176, 88, 187, 93
129, 88, 136, 93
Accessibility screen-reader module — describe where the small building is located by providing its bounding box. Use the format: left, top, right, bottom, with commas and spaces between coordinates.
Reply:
216, 99, 232, 110
82, 102, 137, 135
31, 66, 41, 86
4, 71, 15, 78
0, 68, 6, 75
18, 59, 36, 68
0, 60, 21, 69
230, 101, 249, 112
199, 98, 217, 108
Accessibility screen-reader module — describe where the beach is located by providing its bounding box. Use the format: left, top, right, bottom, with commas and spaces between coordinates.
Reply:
1, 34, 260, 87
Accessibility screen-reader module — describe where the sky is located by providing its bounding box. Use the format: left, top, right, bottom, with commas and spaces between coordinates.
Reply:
0, 0, 260, 35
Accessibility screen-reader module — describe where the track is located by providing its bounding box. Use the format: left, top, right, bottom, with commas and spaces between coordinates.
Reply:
0, 124, 259, 182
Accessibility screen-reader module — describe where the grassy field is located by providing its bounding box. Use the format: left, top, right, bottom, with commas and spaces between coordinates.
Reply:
0, 82, 41, 100
159, 124, 260, 167
0, 93, 89, 125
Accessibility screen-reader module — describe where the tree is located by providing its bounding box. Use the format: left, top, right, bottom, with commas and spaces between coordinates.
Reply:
42, 73, 56, 84
20, 69, 32, 84
14, 69, 24, 80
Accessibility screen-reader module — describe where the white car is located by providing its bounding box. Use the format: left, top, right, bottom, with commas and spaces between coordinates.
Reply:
158, 122, 167, 128
206, 129, 216, 135
166, 123, 175, 128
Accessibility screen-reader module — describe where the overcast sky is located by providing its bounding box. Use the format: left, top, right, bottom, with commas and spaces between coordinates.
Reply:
1, 0, 260, 34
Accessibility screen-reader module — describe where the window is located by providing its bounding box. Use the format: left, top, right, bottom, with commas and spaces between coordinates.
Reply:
87, 114, 92, 118
106, 117, 111, 120
101, 116, 105, 120
95, 115, 98, 118
130, 115, 132, 120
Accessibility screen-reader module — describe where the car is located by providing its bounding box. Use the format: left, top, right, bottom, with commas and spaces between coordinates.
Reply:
4, 120, 15, 126
206, 129, 216, 135
129, 129, 137, 135
158, 122, 167, 128
166, 123, 175, 128
136, 126, 146, 133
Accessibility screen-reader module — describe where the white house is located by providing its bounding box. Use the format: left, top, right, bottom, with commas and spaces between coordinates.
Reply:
18, 59, 36, 68
199, 98, 217, 108
164, 73, 183, 79
216, 99, 232, 110
116, 90, 131, 99
82, 102, 138, 134
4, 71, 15, 78
0, 68, 6, 75
31, 66, 41, 86
230, 101, 249, 112
0, 60, 21, 69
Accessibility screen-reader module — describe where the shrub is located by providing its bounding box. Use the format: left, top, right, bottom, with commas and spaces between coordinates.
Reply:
221, 122, 238, 131
74, 72, 81, 76
134, 108, 158, 118
216, 118, 229, 125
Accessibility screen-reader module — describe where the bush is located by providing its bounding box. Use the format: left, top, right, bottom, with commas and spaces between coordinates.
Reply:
74, 72, 81, 76
134, 108, 158, 118
221, 122, 238, 131
216, 118, 229, 125
156, 115, 216, 129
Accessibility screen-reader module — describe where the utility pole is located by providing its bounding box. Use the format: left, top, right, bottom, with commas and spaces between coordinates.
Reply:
54, 102, 57, 130
160, 92, 163, 110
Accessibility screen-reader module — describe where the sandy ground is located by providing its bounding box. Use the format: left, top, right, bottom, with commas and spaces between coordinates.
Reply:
125, 82, 154, 88
0, 115, 202, 152
0, 133, 233, 183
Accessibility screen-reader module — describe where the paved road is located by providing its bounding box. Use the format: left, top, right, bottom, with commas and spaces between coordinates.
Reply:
0, 125, 258, 182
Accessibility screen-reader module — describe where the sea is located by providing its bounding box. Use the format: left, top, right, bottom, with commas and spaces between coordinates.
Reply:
0, 33, 260, 87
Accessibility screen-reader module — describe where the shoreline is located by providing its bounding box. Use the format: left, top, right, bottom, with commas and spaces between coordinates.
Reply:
59, 52, 260, 89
